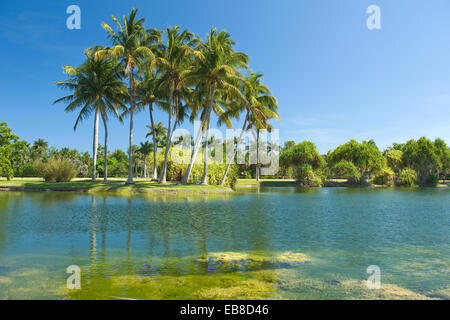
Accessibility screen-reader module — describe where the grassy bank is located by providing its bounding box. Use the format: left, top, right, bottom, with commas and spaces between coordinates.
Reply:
235, 178, 352, 188
236, 178, 449, 188
235, 179, 297, 187
0, 178, 233, 195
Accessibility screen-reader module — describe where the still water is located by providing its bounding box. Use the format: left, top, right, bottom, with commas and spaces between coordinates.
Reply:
0, 188, 448, 300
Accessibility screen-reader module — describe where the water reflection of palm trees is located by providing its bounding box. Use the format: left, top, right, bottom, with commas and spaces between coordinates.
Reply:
90, 195, 97, 266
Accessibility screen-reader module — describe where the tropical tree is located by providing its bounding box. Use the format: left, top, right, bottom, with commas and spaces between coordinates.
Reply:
280, 141, 325, 186
31, 139, 49, 160
137, 67, 165, 179
327, 139, 385, 184
402, 137, 442, 186
145, 122, 167, 179
55, 51, 127, 182
220, 72, 279, 186
384, 148, 403, 174
0, 122, 18, 180
96, 8, 155, 184
151, 26, 198, 184
182, 28, 249, 185
138, 141, 153, 178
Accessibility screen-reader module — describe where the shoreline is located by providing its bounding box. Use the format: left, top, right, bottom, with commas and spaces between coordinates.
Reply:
0, 178, 447, 195
0, 179, 234, 195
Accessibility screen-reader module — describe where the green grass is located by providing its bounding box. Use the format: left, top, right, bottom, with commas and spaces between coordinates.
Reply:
0, 177, 232, 195
235, 179, 297, 187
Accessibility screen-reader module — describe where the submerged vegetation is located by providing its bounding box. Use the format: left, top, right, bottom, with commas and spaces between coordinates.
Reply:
1, 251, 436, 300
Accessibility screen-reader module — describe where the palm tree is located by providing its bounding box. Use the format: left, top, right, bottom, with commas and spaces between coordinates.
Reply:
138, 141, 153, 178
54, 51, 127, 182
145, 122, 167, 179
137, 68, 165, 180
182, 28, 249, 185
31, 139, 49, 159
220, 72, 279, 186
96, 8, 155, 184
151, 26, 198, 184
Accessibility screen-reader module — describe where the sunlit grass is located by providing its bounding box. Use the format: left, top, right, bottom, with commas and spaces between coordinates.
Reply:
0, 178, 232, 194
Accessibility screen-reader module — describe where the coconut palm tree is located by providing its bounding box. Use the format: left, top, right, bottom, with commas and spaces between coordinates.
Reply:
220, 72, 279, 186
96, 8, 155, 184
182, 28, 249, 185
31, 139, 49, 159
137, 68, 165, 180
145, 122, 168, 180
138, 141, 153, 178
54, 51, 127, 182
150, 26, 198, 184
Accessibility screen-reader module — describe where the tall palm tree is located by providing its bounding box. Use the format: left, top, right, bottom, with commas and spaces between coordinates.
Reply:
54, 51, 127, 182
145, 122, 167, 179
138, 141, 153, 178
96, 9, 155, 184
151, 26, 198, 184
137, 68, 165, 180
220, 72, 279, 186
182, 28, 249, 185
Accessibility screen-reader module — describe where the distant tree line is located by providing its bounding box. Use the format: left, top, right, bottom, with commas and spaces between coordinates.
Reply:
279, 138, 450, 187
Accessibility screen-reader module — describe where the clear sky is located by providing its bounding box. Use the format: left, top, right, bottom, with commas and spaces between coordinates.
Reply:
0, 0, 449, 154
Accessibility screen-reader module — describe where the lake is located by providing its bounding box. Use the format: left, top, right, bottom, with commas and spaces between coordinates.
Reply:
0, 187, 448, 300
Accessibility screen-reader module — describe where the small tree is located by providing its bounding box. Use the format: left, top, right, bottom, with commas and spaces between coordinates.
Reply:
327, 140, 384, 184
280, 141, 325, 187
402, 137, 441, 186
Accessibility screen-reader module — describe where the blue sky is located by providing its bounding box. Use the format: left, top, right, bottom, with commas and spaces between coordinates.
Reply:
0, 0, 449, 154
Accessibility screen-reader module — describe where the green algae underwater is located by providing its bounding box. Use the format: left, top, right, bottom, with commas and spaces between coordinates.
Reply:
0, 187, 448, 300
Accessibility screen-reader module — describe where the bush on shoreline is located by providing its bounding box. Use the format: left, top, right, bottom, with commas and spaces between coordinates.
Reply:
397, 168, 418, 187
34, 159, 78, 182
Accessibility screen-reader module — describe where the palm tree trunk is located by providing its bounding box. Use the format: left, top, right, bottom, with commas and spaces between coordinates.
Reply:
256, 128, 260, 182
126, 74, 136, 185
159, 83, 174, 184
182, 122, 204, 183
220, 112, 249, 186
201, 83, 215, 186
92, 109, 100, 181
149, 103, 158, 180
143, 158, 147, 178
101, 113, 108, 183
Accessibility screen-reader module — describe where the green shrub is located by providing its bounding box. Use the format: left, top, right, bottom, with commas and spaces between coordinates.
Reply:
397, 168, 418, 187
295, 164, 323, 187
158, 148, 238, 186
425, 173, 439, 187
21, 162, 39, 177
373, 168, 395, 186
165, 161, 238, 186
332, 160, 361, 182
35, 159, 78, 182
0, 146, 14, 180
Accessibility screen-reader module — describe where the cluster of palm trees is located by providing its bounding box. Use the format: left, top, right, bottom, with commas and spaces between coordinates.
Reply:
55, 9, 279, 186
